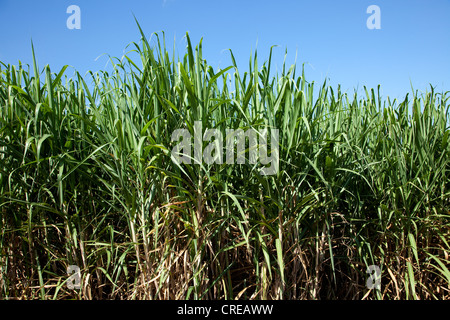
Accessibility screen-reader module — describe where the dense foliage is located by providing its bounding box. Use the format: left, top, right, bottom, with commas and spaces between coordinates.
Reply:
1, 26, 449, 299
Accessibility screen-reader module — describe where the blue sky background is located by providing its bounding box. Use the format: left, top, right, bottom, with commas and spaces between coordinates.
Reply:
0, 0, 449, 101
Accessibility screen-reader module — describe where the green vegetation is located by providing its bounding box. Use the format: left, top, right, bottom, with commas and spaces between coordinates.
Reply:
1, 25, 449, 300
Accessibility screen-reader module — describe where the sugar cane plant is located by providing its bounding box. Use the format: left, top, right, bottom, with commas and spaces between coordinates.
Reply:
0, 23, 449, 300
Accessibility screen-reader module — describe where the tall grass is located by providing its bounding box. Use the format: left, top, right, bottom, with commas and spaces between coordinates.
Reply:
1, 26, 449, 300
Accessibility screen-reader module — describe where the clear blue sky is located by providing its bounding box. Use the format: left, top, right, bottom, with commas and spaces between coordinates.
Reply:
1, 0, 449, 100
